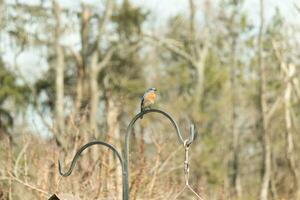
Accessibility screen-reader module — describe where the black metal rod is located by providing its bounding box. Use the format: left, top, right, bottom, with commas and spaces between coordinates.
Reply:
187, 124, 197, 147
58, 141, 126, 200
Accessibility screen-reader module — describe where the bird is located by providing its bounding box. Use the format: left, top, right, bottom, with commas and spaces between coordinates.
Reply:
140, 87, 157, 119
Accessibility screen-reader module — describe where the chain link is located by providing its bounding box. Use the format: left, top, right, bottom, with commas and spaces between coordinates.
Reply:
176, 140, 205, 200
184, 140, 190, 186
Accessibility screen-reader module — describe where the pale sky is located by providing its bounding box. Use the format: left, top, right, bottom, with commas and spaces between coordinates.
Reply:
17, 0, 298, 25
131, 0, 300, 26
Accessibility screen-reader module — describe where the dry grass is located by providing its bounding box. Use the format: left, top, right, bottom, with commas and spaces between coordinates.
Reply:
0, 118, 207, 200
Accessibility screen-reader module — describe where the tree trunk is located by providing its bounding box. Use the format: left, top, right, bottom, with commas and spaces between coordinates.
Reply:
258, 1, 271, 199
89, 52, 100, 136
189, 0, 208, 112
283, 63, 300, 199
75, 5, 90, 113
75, 66, 84, 113
106, 95, 122, 199
230, 37, 242, 199
89, 48, 114, 137
53, 0, 65, 135
194, 49, 208, 110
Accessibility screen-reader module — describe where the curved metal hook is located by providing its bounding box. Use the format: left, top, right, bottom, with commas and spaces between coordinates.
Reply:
187, 124, 197, 147
136, 109, 184, 144
123, 108, 198, 199
59, 141, 124, 176
58, 141, 126, 199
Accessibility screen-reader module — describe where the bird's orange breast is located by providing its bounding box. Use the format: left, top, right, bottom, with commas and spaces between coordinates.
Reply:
145, 92, 156, 102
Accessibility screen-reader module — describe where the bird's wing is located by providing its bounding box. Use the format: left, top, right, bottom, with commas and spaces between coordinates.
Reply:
140, 92, 146, 110
141, 96, 144, 106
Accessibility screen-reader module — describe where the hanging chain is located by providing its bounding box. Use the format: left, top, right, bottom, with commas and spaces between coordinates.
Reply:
180, 139, 205, 200
184, 140, 190, 186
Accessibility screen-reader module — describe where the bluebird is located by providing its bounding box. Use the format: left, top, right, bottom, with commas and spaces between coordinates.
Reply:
140, 87, 157, 119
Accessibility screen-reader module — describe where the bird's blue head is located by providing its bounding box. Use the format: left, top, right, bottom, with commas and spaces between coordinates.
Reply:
148, 87, 157, 92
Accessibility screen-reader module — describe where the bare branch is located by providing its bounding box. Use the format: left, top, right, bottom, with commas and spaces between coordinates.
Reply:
97, 47, 115, 71
13, 142, 29, 179
98, 0, 113, 39
143, 33, 198, 69
266, 97, 282, 126
66, 45, 83, 68
7, 171, 49, 196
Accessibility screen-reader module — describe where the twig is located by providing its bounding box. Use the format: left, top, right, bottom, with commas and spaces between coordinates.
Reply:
143, 34, 198, 68
266, 97, 282, 127
7, 171, 49, 196
13, 142, 29, 179
158, 146, 181, 173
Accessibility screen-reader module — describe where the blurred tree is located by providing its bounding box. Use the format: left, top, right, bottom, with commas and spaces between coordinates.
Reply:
53, 0, 65, 135
0, 59, 29, 138
216, 0, 254, 198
